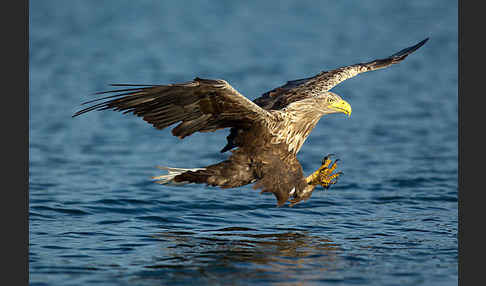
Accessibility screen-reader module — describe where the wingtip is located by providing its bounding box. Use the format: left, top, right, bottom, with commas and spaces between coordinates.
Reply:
417, 37, 430, 47
72, 110, 83, 118
390, 37, 429, 58
407, 37, 429, 54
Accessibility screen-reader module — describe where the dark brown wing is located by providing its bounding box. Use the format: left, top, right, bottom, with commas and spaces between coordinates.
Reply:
73, 77, 272, 138
253, 38, 429, 110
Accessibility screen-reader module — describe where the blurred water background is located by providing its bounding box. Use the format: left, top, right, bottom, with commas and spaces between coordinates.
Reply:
29, 1, 457, 285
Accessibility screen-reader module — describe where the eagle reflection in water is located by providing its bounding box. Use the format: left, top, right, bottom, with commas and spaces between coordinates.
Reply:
139, 227, 345, 284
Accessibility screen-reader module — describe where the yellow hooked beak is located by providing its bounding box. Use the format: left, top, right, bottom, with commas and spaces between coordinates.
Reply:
329, 99, 352, 117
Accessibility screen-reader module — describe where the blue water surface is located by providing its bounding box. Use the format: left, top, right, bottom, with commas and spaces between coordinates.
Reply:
29, 1, 457, 285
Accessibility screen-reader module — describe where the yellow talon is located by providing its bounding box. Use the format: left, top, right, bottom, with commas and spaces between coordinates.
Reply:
290, 154, 343, 207
321, 154, 334, 168
306, 154, 343, 189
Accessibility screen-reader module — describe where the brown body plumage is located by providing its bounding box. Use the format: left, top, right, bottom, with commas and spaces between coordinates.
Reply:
73, 38, 428, 206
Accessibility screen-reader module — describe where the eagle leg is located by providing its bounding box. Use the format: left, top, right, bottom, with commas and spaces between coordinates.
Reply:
288, 154, 343, 207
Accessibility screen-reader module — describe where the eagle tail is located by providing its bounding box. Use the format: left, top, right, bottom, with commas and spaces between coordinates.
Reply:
152, 166, 206, 185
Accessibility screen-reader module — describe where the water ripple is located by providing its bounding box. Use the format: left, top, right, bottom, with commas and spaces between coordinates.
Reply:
30, 205, 92, 216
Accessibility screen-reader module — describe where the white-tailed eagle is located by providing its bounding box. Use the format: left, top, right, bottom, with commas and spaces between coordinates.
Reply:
73, 38, 428, 206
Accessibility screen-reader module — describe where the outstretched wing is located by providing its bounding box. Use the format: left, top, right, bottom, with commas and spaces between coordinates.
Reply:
254, 38, 429, 110
73, 77, 273, 138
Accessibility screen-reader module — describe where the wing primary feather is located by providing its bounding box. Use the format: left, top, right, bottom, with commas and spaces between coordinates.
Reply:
362, 38, 429, 71
94, 87, 146, 95
73, 93, 152, 117
109, 83, 160, 86
390, 37, 429, 58
81, 90, 146, 105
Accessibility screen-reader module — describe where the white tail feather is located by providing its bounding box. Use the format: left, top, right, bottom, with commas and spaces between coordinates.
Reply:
152, 166, 205, 185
